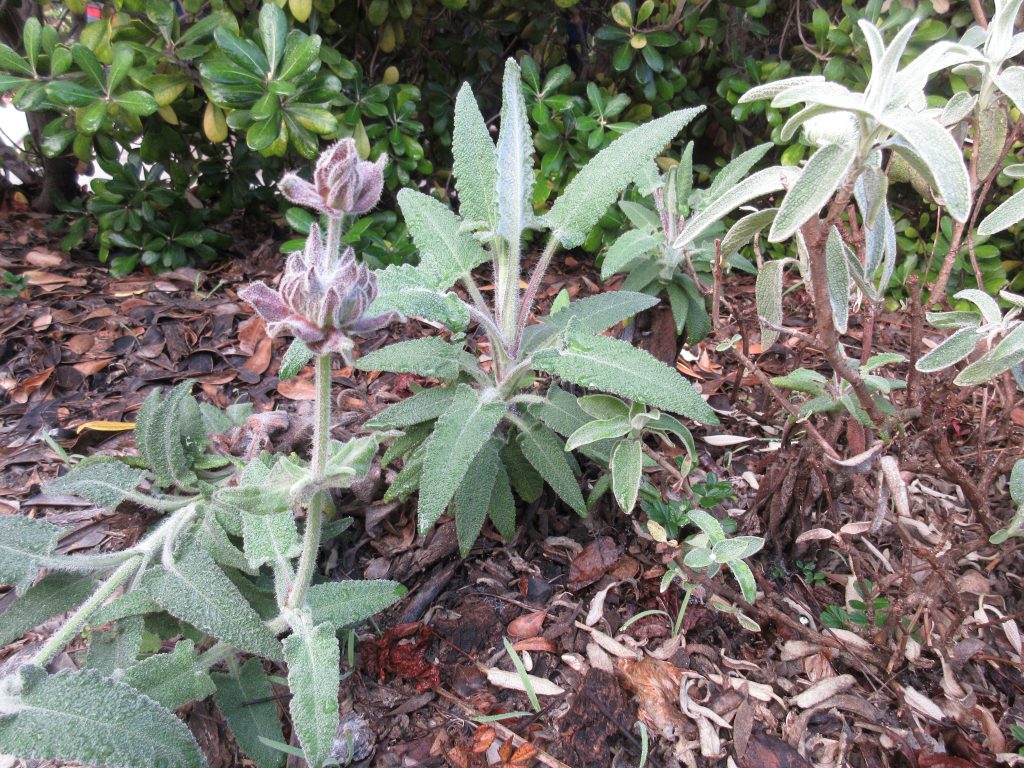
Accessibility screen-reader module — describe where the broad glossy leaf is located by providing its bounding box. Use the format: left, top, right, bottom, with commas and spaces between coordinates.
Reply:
283, 620, 339, 768
141, 542, 281, 659
214, 658, 285, 768
115, 91, 158, 116
533, 322, 717, 423
453, 83, 497, 225
259, 4, 287, 73
417, 386, 506, 533
547, 108, 703, 248
278, 31, 320, 81
0, 42, 32, 75
0, 665, 205, 768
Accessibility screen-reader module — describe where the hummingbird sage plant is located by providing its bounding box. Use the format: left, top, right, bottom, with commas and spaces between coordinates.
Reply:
0, 140, 403, 768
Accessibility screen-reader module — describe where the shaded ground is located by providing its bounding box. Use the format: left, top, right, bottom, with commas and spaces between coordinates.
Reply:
1, 209, 1023, 768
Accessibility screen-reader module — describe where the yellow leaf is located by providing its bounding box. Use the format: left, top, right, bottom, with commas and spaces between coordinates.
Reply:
76, 421, 136, 434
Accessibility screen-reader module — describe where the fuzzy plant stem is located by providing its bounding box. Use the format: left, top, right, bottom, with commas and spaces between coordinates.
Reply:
31, 556, 142, 668
513, 235, 560, 356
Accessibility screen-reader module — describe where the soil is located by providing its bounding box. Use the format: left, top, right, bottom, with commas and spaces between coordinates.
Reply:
1, 207, 1023, 768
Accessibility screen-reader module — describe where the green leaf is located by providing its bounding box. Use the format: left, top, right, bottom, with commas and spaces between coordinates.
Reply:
120, 639, 216, 710
278, 31, 320, 81
0, 515, 60, 594
577, 395, 631, 420
114, 91, 158, 116
528, 384, 591, 438
1010, 459, 1024, 507
418, 386, 506, 533
915, 327, 983, 372
707, 143, 775, 202
611, 439, 643, 513
771, 367, 828, 394
307, 580, 406, 629
719, 208, 778, 260
241, 511, 301, 570
283, 620, 339, 768
601, 230, 659, 279
44, 460, 153, 512
684, 548, 713, 568
280, 338, 314, 379
565, 418, 632, 450
86, 616, 143, 675
769, 143, 856, 242
370, 263, 471, 330
366, 385, 458, 429
495, 58, 535, 248
141, 541, 282, 659
454, 439, 502, 555
711, 536, 763, 563
994, 66, 1024, 114
213, 28, 269, 76
107, 44, 133, 92
954, 343, 1024, 386
135, 380, 205, 491
517, 421, 586, 515
500, 440, 543, 503
755, 259, 789, 350
213, 658, 285, 768
71, 43, 104, 89
0, 665, 205, 768
356, 336, 467, 380
687, 509, 725, 543
533, 322, 717, 423
738, 76, 827, 105
825, 226, 850, 334
0, 42, 32, 75
259, 3, 287, 73
488, 464, 517, 539
453, 83, 497, 226
547, 108, 704, 248
729, 560, 758, 603
397, 189, 489, 284
522, 291, 659, 353
881, 110, 971, 223
978, 187, 1024, 236
0, 574, 95, 647
953, 288, 1002, 326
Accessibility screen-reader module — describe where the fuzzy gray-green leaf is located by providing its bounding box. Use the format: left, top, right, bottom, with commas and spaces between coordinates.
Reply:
0, 515, 60, 594
454, 439, 502, 555
141, 542, 282, 659
500, 440, 543, 503
565, 418, 632, 451
496, 58, 534, 247
357, 336, 467, 380
825, 226, 851, 334
488, 464, 517, 539
280, 339, 314, 380
135, 381, 205, 491
0, 573, 95, 647
44, 461, 150, 513
881, 110, 971, 223
307, 580, 405, 629
611, 439, 643, 514
214, 658, 285, 768
453, 83, 497, 225
370, 263, 471, 329
522, 291, 659, 353
769, 143, 855, 242
367, 385, 459, 430
755, 259, 789, 350
120, 639, 216, 710
0, 665, 206, 768
417, 385, 506, 533
915, 326, 984, 372
241, 511, 301, 570
978, 187, 1024, 236
532, 323, 717, 423
397, 189, 490, 282
547, 108, 703, 248
86, 616, 143, 675
719, 208, 778, 260
601, 230, 660, 279
283, 620, 339, 768
517, 421, 586, 515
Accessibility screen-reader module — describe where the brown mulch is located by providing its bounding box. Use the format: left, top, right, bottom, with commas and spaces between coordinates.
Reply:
2, 209, 1023, 768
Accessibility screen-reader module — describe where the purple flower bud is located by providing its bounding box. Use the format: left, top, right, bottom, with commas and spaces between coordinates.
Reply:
239, 225, 390, 355
278, 139, 388, 218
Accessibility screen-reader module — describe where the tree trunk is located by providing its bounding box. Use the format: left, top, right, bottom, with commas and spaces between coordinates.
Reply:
0, 0, 79, 212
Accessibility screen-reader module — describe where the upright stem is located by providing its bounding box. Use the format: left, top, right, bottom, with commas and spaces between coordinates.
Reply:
513, 235, 560, 355
31, 556, 142, 668
495, 237, 519, 343
288, 352, 331, 612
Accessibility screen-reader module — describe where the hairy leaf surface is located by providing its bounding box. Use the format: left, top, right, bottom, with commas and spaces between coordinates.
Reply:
44, 461, 150, 512
453, 83, 497, 225
283, 621, 339, 768
307, 580, 406, 628
517, 421, 586, 515
0, 573, 95, 647
0, 515, 60, 594
120, 639, 216, 710
213, 658, 285, 768
357, 336, 468, 380
769, 143, 855, 241
397, 189, 489, 281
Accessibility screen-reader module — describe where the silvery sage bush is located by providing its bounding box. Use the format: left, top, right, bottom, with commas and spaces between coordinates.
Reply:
354, 59, 718, 555
0, 139, 404, 768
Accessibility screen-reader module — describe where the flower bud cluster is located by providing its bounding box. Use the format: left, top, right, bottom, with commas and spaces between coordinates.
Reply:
278, 138, 386, 218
